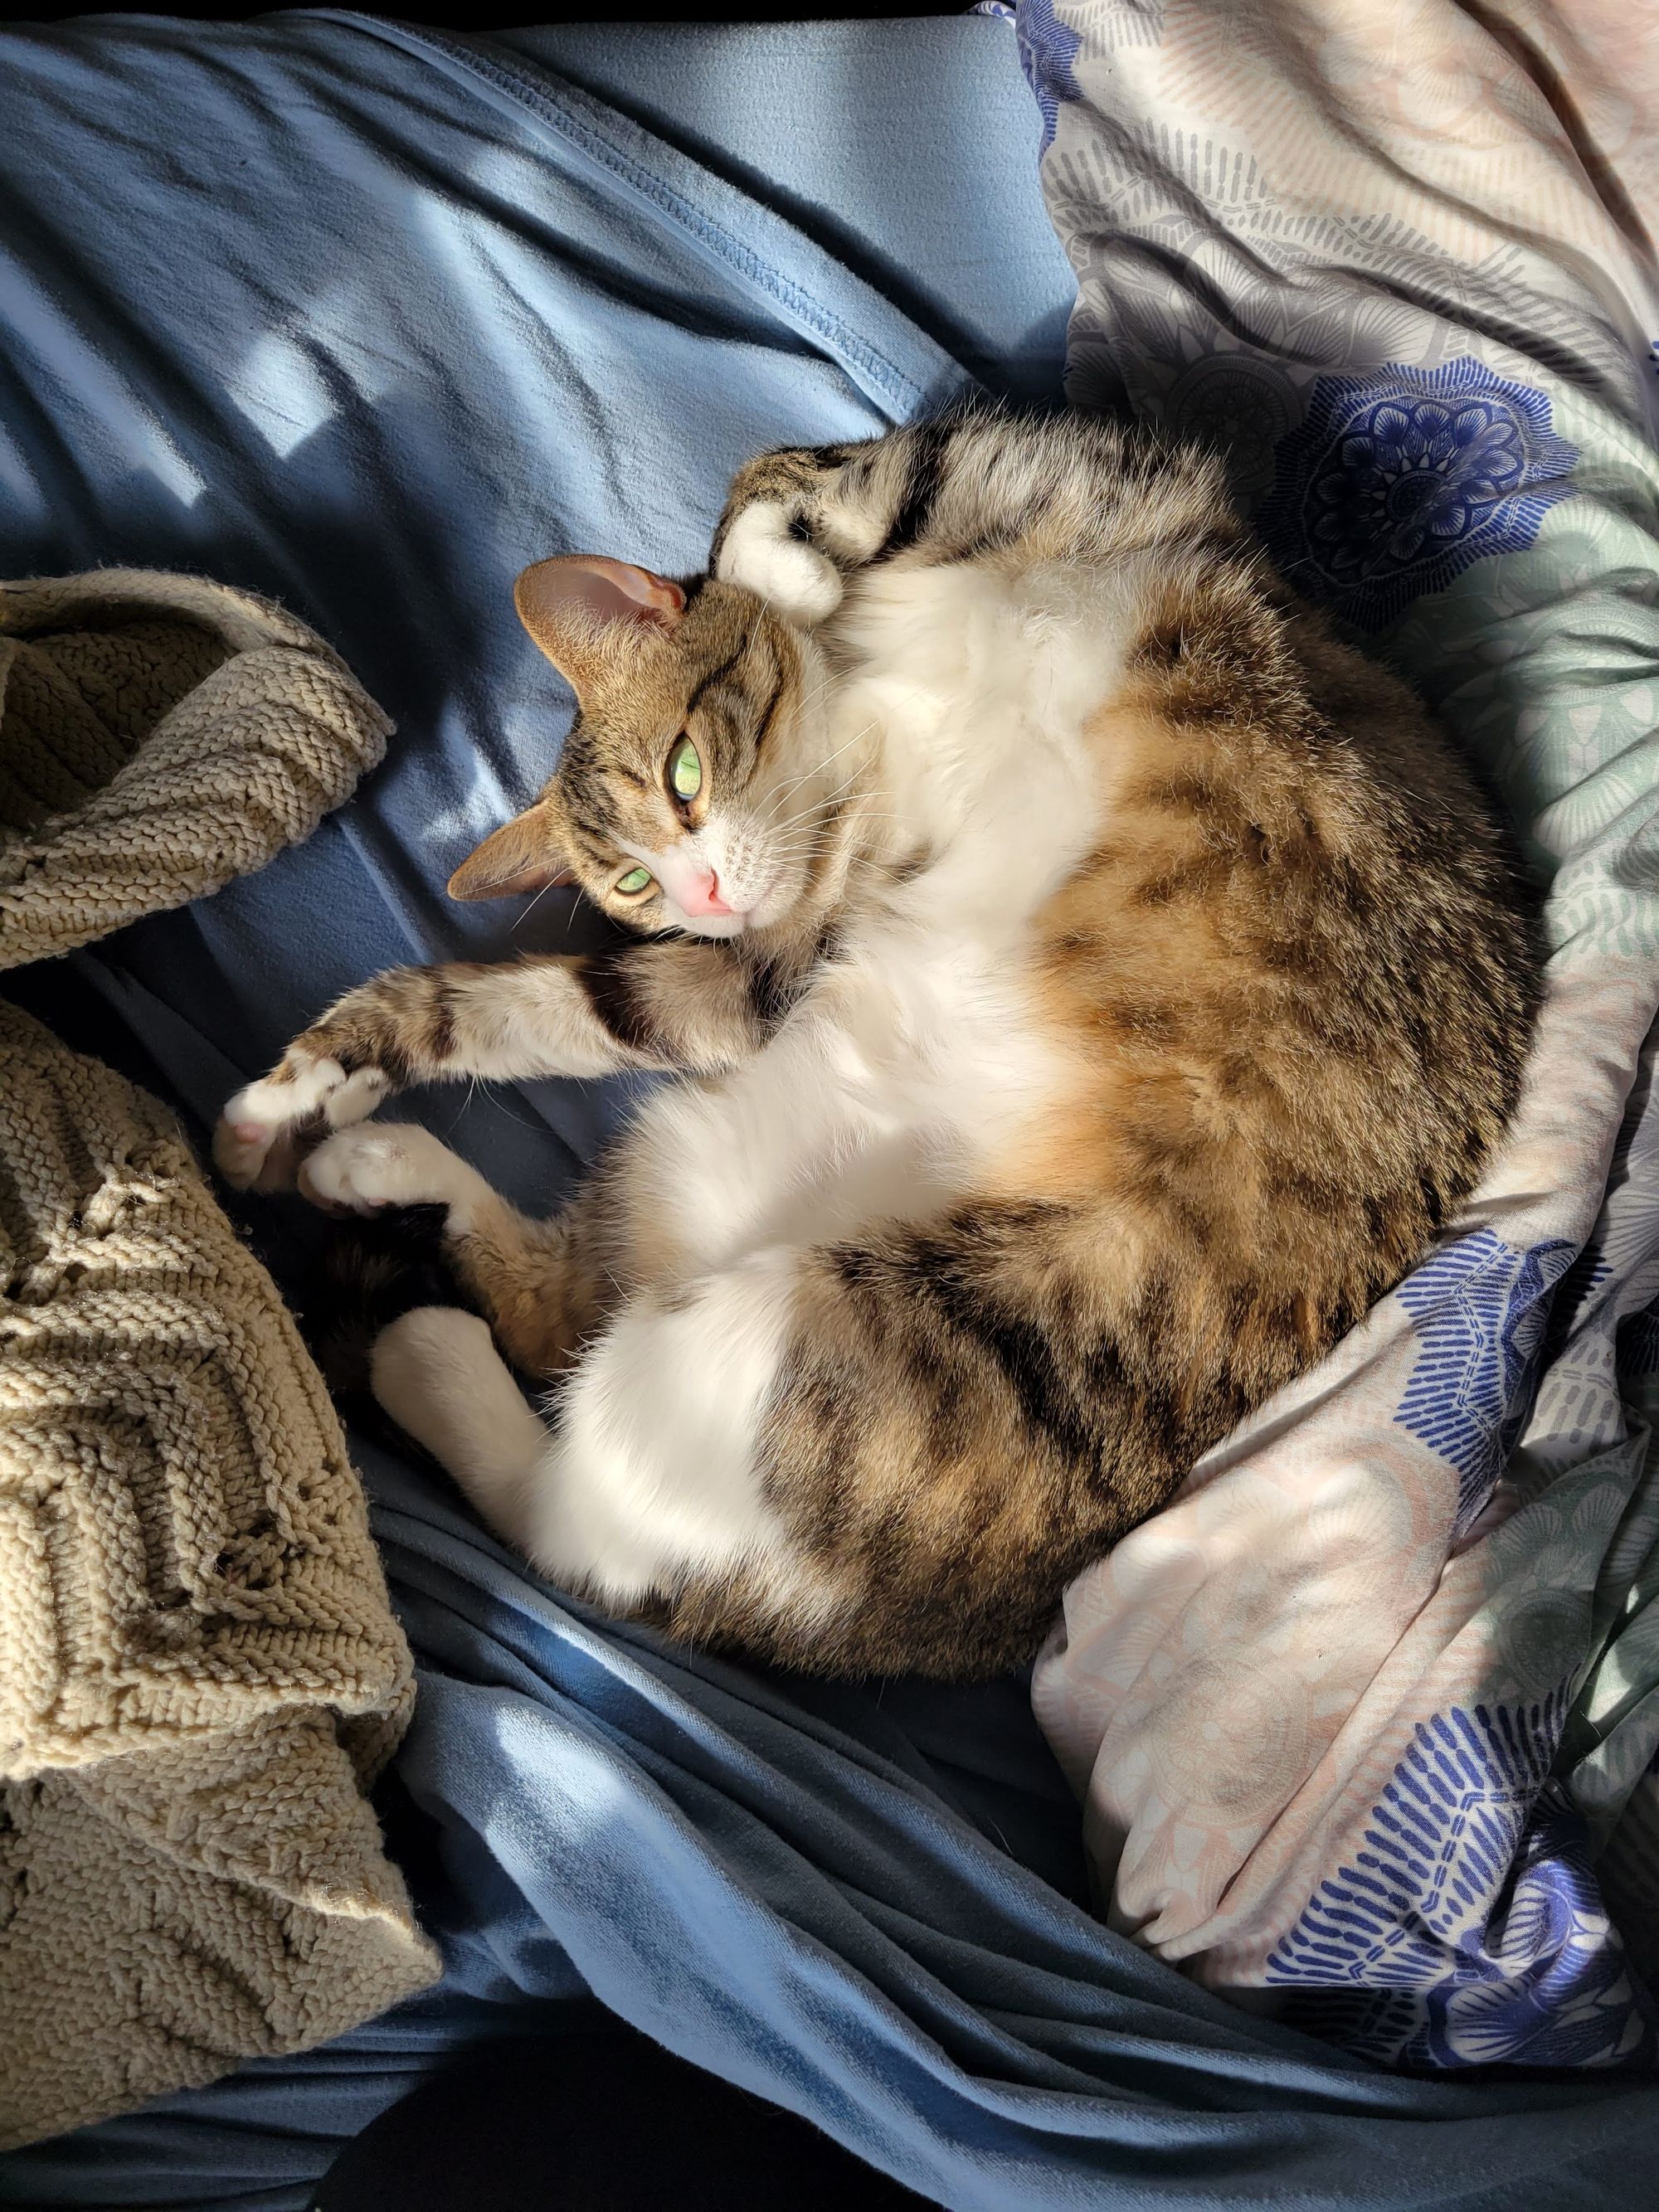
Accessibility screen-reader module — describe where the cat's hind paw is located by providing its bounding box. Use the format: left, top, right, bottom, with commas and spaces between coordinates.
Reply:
299, 1123, 490, 1225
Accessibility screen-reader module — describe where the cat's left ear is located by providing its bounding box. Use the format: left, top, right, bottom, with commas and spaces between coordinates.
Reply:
448, 802, 575, 902
514, 555, 686, 691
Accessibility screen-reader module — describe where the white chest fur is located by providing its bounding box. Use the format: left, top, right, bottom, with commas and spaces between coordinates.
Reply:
629, 558, 1134, 1276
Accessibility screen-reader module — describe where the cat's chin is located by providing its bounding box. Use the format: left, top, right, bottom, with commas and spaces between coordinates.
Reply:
676, 912, 751, 941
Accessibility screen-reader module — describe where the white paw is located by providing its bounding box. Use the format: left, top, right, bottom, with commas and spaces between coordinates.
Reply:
214, 1057, 390, 1192
370, 1305, 497, 1443
298, 1123, 487, 1221
717, 501, 843, 625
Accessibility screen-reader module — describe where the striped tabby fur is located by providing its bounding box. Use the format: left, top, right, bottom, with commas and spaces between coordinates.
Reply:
218, 409, 1540, 1679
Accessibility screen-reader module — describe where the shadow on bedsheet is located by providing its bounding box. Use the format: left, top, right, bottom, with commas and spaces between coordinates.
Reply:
299, 2012, 937, 2210
7, 13, 1659, 2211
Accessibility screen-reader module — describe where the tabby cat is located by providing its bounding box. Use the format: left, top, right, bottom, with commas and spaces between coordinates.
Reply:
216, 410, 1540, 1679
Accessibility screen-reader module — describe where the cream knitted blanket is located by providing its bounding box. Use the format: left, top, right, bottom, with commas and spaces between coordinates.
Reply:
1, 569, 392, 964
0, 571, 439, 2151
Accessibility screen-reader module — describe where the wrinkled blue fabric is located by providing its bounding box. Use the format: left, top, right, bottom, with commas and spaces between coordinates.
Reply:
495, 21, 1075, 404
1, 11, 1657, 2210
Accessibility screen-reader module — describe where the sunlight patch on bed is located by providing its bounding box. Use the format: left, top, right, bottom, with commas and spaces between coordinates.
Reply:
226, 328, 341, 459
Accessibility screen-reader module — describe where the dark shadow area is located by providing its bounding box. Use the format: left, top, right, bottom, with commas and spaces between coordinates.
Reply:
305, 2011, 941, 2209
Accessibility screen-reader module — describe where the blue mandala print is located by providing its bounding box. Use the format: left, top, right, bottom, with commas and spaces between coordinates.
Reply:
1013, 0, 1084, 153
1257, 358, 1579, 631
1267, 1700, 1654, 2069
1394, 1229, 1579, 1530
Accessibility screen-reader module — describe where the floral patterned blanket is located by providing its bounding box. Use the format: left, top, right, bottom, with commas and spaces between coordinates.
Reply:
1015, 0, 1659, 2070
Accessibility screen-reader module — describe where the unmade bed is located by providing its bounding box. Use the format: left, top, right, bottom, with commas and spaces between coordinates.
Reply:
4, 7, 1659, 2210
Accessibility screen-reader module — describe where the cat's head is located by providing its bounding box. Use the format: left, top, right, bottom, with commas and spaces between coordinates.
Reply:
449, 556, 835, 941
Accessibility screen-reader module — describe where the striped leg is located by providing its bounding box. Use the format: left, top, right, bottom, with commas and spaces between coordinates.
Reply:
215, 937, 791, 1193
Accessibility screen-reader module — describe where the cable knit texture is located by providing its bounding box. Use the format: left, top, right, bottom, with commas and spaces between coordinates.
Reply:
0, 568, 392, 964
0, 572, 436, 2151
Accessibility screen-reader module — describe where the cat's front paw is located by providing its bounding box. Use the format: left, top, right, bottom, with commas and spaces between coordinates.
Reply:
299, 1124, 490, 1224
716, 501, 844, 625
214, 1053, 391, 1193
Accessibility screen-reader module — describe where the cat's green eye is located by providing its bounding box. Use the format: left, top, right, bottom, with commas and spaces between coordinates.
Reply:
615, 866, 654, 897
667, 736, 703, 805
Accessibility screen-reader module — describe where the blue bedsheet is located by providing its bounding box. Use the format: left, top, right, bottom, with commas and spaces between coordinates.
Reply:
2, 12, 1657, 2209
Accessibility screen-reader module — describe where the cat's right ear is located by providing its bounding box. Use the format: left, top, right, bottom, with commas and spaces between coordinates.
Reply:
447, 803, 575, 902
514, 555, 687, 691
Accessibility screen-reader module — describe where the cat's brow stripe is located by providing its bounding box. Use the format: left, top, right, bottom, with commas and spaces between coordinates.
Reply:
751, 674, 786, 756
683, 636, 748, 717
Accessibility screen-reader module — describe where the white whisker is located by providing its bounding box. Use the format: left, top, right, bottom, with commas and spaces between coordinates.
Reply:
511, 879, 565, 937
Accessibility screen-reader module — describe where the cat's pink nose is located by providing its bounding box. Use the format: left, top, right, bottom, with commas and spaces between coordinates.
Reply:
679, 867, 732, 917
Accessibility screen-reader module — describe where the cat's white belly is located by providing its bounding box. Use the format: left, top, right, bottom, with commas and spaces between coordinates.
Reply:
621, 557, 1124, 1274
518, 892, 1097, 1607
626, 913, 1083, 1276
